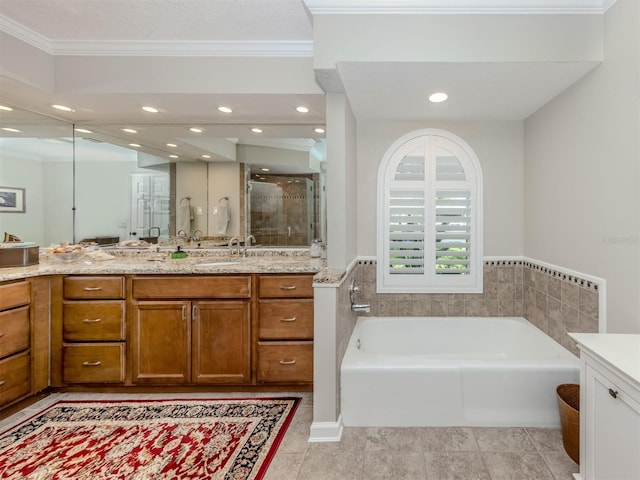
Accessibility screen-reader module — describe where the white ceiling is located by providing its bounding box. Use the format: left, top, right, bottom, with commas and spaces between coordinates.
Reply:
0, 0, 313, 43
0, 0, 613, 158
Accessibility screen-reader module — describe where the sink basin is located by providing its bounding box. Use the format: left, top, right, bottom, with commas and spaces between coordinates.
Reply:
194, 260, 239, 267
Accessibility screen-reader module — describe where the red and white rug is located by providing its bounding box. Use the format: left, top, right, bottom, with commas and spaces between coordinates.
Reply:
0, 397, 300, 480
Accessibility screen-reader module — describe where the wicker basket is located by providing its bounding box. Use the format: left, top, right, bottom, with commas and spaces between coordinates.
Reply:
556, 383, 580, 464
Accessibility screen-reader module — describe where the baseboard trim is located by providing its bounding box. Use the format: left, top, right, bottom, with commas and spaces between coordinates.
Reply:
308, 415, 344, 442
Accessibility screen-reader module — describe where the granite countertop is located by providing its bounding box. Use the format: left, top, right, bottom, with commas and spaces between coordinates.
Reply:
569, 333, 640, 388
0, 247, 334, 282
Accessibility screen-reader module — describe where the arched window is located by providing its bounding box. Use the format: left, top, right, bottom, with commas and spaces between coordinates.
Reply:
377, 129, 483, 293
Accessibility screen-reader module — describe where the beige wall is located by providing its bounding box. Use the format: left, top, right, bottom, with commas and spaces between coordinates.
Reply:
356, 120, 525, 257
326, 93, 358, 268
524, 0, 640, 333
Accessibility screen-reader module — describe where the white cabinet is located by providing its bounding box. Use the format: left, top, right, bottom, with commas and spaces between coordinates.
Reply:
570, 334, 640, 480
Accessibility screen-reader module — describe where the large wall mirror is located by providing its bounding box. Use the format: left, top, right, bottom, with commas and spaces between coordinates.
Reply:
0, 107, 326, 247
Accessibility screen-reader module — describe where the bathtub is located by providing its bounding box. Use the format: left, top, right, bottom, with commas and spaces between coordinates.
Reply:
340, 316, 579, 427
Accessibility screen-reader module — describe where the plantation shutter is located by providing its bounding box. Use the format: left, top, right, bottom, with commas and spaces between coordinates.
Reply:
435, 190, 471, 275
388, 148, 425, 275
377, 130, 483, 293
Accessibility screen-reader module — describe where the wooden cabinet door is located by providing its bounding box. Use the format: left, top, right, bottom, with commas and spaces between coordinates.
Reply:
192, 300, 250, 384
131, 301, 190, 384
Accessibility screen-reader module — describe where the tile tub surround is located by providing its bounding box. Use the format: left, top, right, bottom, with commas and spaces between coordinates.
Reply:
354, 259, 600, 356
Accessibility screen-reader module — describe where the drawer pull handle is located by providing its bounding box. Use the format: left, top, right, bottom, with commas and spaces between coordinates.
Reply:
0, 381, 5, 386
609, 388, 618, 399
280, 317, 297, 322
0, 332, 4, 337
280, 285, 297, 290
279, 359, 297, 365
83, 287, 103, 291
83, 318, 102, 323
82, 361, 102, 367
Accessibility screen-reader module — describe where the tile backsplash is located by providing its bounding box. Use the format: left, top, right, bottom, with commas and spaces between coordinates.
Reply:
352, 259, 600, 356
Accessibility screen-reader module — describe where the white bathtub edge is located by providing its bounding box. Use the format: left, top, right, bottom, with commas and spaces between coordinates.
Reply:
308, 415, 344, 443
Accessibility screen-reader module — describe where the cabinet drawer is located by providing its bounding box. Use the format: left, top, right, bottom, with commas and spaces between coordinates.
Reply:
259, 275, 314, 298
63, 343, 125, 383
258, 300, 313, 340
132, 276, 250, 299
257, 341, 313, 383
63, 301, 125, 341
63, 276, 124, 299
0, 306, 29, 358
0, 281, 30, 311
0, 351, 30, 406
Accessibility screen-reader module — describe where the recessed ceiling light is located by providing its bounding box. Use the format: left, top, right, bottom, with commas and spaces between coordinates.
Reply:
201, 154, 211, 159
75, 128, 93, 134
52, 104, 75, 112
0, 105, 13, 111
428, 92, 449, 103
190, 127, 203, 133
251, 128, 263, 133
314, 127, 325, 134
169, 154, 179, 159
296, 106, 309, 113
260, 168, 270, 172
166, 143, 178, 148
129, 143, 141, 148
218, 106, 233, 113
142, 106, 159, 113
2, 127, 21, 133
121, 128, 138, 134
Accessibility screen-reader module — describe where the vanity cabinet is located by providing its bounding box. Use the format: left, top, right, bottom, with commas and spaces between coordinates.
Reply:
0, 277, 48, 408
0, 281, 31, 406
61, 276, 126, 383
130, 276, 251, 385
256, 274, 314, 384
571, 334, 640, 480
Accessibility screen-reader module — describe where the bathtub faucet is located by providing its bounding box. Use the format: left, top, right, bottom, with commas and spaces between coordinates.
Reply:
349, 278, 371, 313
351, 303, 371, 313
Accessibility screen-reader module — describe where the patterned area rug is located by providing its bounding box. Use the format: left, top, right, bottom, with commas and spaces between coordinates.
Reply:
0, 397, 300, 480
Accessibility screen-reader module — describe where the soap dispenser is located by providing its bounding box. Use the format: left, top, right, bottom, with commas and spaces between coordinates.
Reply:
170, 245, 188, 259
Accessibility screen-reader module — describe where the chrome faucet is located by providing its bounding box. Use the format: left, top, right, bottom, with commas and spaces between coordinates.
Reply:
349, 278, 371, 313
242, 235, 256, 257
176, 230, 188, 245
228, 236, 241, 256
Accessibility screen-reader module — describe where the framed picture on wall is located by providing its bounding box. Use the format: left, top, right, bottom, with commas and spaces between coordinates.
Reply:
0, 186, 26, 213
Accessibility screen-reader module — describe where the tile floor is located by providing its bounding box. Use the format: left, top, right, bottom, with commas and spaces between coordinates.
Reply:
0, 392, 579, 480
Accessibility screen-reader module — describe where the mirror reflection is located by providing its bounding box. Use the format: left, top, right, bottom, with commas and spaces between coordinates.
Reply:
0, 106, 326, 248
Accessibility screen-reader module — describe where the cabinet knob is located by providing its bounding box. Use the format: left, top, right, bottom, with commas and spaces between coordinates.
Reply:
609, 388, 618, 399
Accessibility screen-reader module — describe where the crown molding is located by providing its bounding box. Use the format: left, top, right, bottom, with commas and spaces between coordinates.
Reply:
0, 14, 51, 52
0, 14, 313, 57
303, 0, 618, 14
